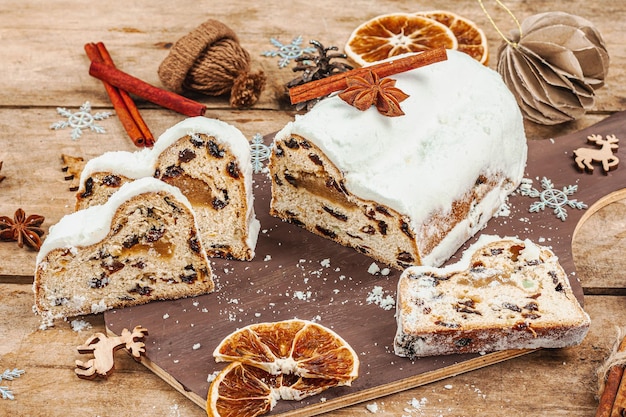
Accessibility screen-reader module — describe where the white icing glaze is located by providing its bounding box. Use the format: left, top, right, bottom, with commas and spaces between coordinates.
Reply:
36, 177, 195, 264
78, 149, 154, 183
152, 116, 253, 175
78, 116, 253, 188
275, 50, 527, 252
412, 234, 529, 276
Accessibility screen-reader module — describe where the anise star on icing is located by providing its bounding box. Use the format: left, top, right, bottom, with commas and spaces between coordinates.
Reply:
0, 208, 45, 250
338, 70, 409, 117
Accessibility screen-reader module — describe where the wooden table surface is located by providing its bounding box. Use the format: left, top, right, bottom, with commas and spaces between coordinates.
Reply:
1, 0, 625, 416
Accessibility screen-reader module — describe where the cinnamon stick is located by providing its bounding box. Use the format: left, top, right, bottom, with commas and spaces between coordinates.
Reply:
94, 42, 155, 147
84, 43, 147, 147
89, 61, 207, 117
288, 47, 448, 105
611, 371, 626, 416
596, 336, 626, 417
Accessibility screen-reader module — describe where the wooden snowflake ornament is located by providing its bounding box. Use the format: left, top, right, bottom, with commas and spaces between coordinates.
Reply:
75, 326, 148, 379
574, 134, 619, 173
497, 11, 609, 125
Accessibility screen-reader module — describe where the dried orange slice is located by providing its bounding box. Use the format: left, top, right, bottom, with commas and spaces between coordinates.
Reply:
206, 362, 345, 417
415, 10, 489, 65
208, 319, 359, 417
213, 319, 359, 381
344, 13, 458, 66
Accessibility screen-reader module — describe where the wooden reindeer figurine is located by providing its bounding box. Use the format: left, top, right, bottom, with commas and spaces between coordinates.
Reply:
75, 325, 148, 379
573, 134, 620, 173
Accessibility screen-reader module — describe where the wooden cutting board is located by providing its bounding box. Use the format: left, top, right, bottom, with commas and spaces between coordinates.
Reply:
105, 111, 626, 415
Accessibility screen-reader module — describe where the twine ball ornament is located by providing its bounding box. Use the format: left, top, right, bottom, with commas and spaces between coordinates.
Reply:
494, 10, 609, 125
158, 19, 266, 108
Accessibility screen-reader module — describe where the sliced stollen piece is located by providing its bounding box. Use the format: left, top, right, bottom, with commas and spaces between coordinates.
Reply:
152, 117, 259, 260
75, 116, 260, 261
269, 50, 527, 269
34, 177, 214, 327
394, 235, 591, 358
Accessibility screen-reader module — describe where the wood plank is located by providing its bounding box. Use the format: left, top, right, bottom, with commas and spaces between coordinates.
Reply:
0, 0, 622, 112
1, 0, 625, 415
1, 282, 621, 416
573, 196, 626, 291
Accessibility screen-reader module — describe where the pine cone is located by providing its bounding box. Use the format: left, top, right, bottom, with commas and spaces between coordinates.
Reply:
497, 12, 609, 125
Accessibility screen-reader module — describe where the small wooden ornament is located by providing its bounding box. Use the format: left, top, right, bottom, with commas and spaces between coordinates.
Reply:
574, 134, 619, 173
496, 11, 609, 125
60, 154, 86, 192
75, 325, 148, 379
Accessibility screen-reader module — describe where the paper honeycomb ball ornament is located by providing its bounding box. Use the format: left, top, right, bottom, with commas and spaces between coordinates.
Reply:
497, 11, 609, 125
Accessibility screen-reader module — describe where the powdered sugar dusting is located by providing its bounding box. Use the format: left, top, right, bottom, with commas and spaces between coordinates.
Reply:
70, 319, 92, 332
366, 286, 395, 310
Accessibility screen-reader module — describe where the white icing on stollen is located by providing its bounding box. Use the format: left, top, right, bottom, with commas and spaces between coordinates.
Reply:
76, 116, 260, 256
78, 117, 253, 184
36, 177, 197, 265
406, 234, 533, 276
275, 50, 527, 265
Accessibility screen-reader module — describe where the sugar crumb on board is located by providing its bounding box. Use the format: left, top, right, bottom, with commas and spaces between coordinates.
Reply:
367, 262, 390, 276
207, 370, 220, 383
70, 319, 92, 332
366, 285, 396, 310
366, 402, 380, 413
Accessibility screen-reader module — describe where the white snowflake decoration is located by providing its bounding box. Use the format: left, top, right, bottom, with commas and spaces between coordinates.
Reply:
50, 101, 112, 140
250, 133, 271, 173
519, 177, 587, 221
1, 368, 25, 400
262, 36, 316, 68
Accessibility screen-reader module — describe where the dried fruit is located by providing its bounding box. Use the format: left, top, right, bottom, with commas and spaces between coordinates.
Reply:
415, 10, 489, 64
345, 13, 457, 66
208, 319, 359, 417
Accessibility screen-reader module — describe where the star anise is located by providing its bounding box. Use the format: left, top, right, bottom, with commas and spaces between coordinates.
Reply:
338, 70, 409, 117
0, 208, 45, 250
